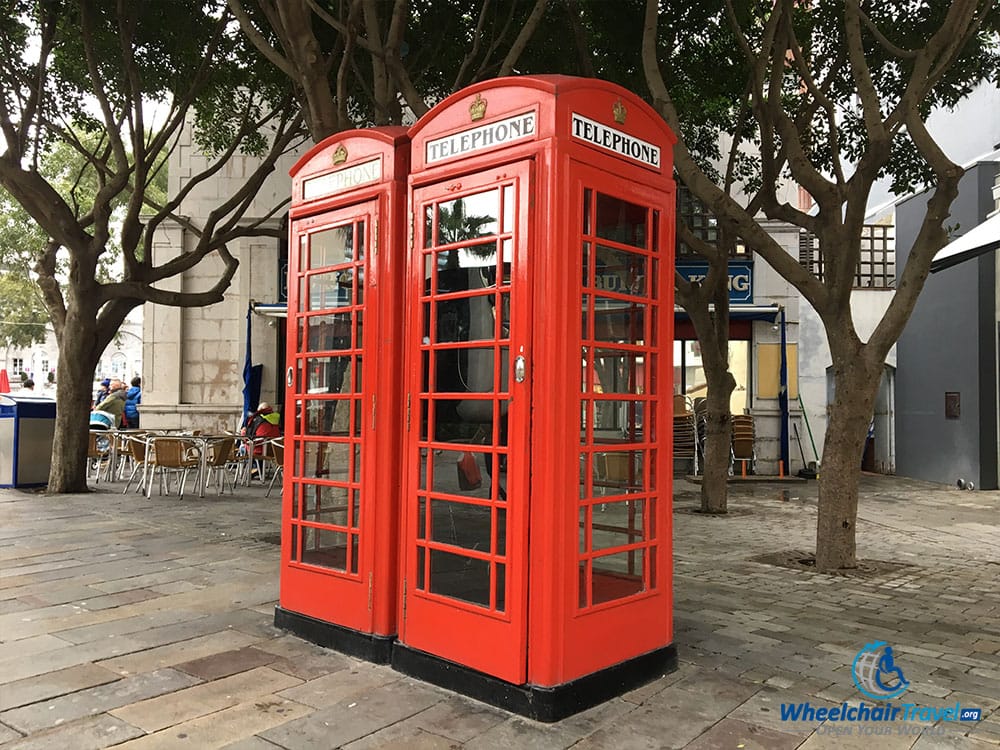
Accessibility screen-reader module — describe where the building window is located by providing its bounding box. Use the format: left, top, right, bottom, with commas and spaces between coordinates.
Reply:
41, 359, 48, 374
676, 187, 748, 259
799, 225, 895, 289
11, 358, 23, 375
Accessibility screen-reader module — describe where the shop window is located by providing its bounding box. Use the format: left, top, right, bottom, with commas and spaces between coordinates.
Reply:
673, 340, 750, 415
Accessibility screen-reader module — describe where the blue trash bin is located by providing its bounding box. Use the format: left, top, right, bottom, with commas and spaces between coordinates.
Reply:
0, 394, 57, 487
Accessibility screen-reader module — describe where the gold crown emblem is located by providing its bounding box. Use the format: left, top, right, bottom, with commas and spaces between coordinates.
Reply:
332, 145, 348, 165
469, 93, 488, 122
613, 99, 627, 124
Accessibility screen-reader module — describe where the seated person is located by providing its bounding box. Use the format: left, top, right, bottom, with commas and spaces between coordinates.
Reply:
241, 401, 281, 455
90, 380, 127, 429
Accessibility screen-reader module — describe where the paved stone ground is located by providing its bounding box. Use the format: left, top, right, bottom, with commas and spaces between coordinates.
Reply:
1, 473, 998, 749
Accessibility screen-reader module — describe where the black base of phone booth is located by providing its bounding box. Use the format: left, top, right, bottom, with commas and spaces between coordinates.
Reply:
391, 642, 678, 723
274, 607, 394, 664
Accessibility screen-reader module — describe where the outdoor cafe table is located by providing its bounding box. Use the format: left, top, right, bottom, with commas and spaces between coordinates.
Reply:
130, 432, 239, 499
172, 434, 239, 498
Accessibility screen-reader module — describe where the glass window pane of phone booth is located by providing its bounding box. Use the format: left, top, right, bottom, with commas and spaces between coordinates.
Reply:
579, 190, 659, 611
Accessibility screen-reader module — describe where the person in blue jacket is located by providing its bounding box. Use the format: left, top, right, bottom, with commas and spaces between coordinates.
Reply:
124, 376, 141, 429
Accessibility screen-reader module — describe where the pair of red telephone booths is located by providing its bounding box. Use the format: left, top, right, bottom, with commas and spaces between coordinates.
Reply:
275, 75, 677, 720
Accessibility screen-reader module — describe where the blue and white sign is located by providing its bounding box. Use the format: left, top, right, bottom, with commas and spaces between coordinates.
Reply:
676, 261, 753, 304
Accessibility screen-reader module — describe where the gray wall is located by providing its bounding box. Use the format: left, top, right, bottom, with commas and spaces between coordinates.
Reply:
895, 162, 999, 489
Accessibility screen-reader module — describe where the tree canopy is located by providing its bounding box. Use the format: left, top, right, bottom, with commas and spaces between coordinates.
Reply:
642, 0, 998, 567
0, 0, 306, 490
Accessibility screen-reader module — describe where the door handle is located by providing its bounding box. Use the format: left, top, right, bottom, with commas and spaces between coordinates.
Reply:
286, 366, 294, 388
514, 355, 526, 383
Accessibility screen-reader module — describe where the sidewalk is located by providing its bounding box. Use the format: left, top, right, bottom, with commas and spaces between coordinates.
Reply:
0, 474, 997, 749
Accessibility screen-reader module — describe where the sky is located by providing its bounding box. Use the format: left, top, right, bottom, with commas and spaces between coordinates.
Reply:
866, 81, 1000, 217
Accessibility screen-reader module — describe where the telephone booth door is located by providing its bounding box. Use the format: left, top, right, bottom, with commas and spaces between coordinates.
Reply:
277, 129, 408, 659
284, 202, 376, 632
399, 162, 533, 683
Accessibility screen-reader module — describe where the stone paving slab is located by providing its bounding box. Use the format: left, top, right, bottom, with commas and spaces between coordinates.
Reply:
0, 714, 144, 750
109, 666, 302, 733
95, 630, 264, 676
0, 668, 200, 734
0, 663, 121, 713
260, 678, 446, 749
0, 475, 998, 748
173, 646, 283, 681
113, 696, 311, 750
0, 723, 20, 744
681, 718, 802, 750
0, 632, 152, 685
0, 634, 71, 663
221, 738, 286, 750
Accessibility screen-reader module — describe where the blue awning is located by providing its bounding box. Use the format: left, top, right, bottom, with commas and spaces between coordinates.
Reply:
674, 304, 781, 322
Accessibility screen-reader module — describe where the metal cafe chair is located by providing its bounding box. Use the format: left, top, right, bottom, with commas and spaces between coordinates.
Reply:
145, 436, 201, 499
202, 436, 238, 495
87, 430, 113, 483
261, 438, 284, 498
120, 433, 153, 495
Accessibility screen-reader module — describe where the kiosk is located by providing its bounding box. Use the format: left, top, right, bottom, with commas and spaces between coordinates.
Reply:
275, 128, 409, 660
394, 76, 677, 719
0, 394, 56, 488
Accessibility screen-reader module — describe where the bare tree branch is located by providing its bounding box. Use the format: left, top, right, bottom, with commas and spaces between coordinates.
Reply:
855, 3, 918, 59
452, 0, 492, 91
642, 0, 827, 312
868, 113, 962, 358
498, 0, 549, 76
564, 0, 595, 77
843, 0, 891, 145
362, 0, 393, 124
227, 0, 298, 78
780, 0, 847, 190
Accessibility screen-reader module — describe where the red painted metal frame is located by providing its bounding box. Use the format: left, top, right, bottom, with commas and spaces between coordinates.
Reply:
281, 128, 409, 637
400, 161, 534, 683
401, 77, 676, 687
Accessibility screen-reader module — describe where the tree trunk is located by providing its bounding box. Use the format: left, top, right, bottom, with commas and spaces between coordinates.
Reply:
700, 366, 736, 514
47, 323, 101, 493
814, 353, 880, 570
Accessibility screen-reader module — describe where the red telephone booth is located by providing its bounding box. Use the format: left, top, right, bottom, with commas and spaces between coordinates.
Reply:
276, 128, 409, 661
394, 76, 677, 719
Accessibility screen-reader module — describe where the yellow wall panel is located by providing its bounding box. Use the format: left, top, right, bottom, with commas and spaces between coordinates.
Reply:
757, 343, 798, 400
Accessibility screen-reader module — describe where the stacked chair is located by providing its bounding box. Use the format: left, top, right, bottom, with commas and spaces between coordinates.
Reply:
672, 394, 698, 475
731, 414, 756, 475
